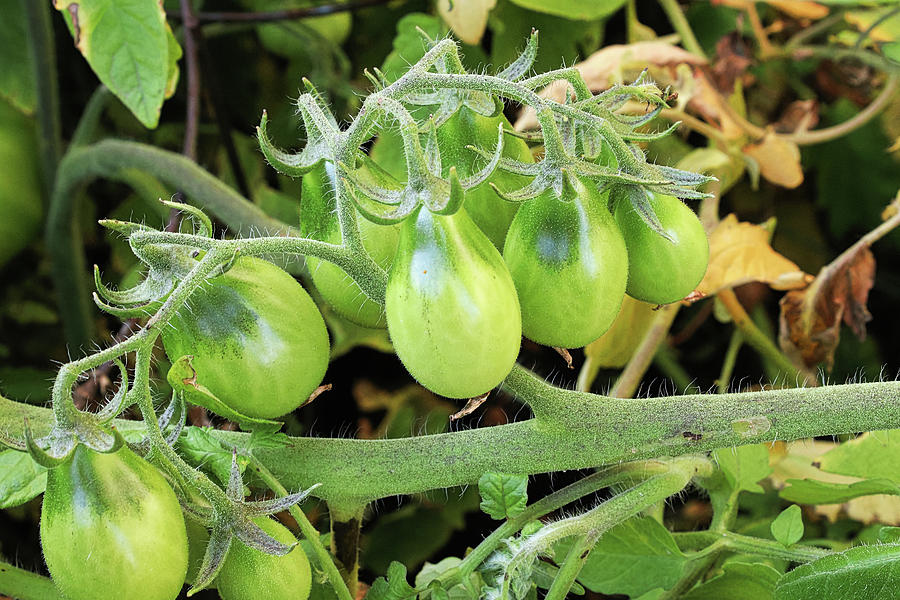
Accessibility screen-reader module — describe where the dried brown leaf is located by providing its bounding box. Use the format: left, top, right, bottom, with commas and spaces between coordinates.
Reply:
711, 33, 753, 94
779, 246, 875, 370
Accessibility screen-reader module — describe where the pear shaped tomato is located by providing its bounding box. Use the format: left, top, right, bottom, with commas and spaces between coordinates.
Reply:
504, 178, 628, 348
385, 207, 522, 398
161, 255, 329, 419
435, 105, 534, 249
614, 191, 709, 305
301, 161, 399, 328
40, 445, 189, 600
216, 517, 312, 600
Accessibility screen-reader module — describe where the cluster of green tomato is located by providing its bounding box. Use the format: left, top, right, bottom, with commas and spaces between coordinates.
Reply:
132, 106, 710, 425
305, 107, 710, 400
40, 443, 312, 600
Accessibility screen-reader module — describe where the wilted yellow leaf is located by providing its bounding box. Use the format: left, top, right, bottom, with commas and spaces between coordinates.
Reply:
697, 214, 810, 296
769, 439, 900, 524
584, 296, 658, 369
743, 133, 804, 188
437, 0, 496, 45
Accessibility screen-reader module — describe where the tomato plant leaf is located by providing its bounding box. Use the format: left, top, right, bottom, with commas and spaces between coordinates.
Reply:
176, 427, 246, 487
780, 478, 900, 505
54, 0, 175, 128
771, 505, 805, 547
367, 561, 417, 600
415, 557, 482, 600
506, 0, 626, 21
166, 355, 283, 433
774, 543, 900, 600
0, 449, 46, 508
817, 430, 900, 482
559, 516, 687, 597
0, 0, 36, 113
437, 0, 495, 45
685, 561, 781, 600
714, 444, 773, 494
478, 472, 528, 520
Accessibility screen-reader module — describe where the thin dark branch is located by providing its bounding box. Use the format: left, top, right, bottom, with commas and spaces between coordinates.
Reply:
168, 0, 392, 24
180, 0, 201, 161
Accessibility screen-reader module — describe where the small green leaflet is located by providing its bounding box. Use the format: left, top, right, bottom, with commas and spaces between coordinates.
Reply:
167, 355, 283, 433
560, 516, 688, 597
771, 505, 804, 547
775, 543, 900, 600
367, 561, 417, 600
780, 478, 900, 505
478, 472, 528, 520
713, 444, 773, 494
817, 430, 900, 482
175, 427, 244, 487
415, 557, 481, 600
54, 0, 181, 128
0, 449, 46, 508
685, 562, 781, 600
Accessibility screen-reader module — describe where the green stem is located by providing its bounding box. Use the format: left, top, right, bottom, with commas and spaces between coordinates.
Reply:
250, 459, 354, 600
717, 330, 743, 394
717, 289, 816, 387
11, 365, 900, 506
543, 533, 595, 600
612, 303, 680, 398
23, 0, 62, 206
657, 0, 706, 58
675, 531, 832, 563
70, 86, 113, 148
0, 561, 63, 600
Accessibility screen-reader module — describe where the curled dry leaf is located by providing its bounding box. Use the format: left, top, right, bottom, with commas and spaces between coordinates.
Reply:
696, 214, 810, 297
742, 133, 804, 189
779, 246, 875, 370
769, 440, 900, 525
711, 32, 753, 94
437, 0, 496, 45
514, 41, 706, 130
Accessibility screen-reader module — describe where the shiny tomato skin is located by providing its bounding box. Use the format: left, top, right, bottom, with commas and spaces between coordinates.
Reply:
161, 255, 329, 419
301, 161, 399, 328
216, 517, 312, 600
39, 445, 189, 600
385, 208, 522, 398
614, 191, 709, 305
503, 180, 628, 348
435, 105, 534, 249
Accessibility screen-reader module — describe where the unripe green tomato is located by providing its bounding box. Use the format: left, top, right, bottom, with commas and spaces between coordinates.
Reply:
504, 179, 628, 348
0, 98, 42, 268
386, 207, 522, 398
161, 255, 329, 419
40, 445, 189, 600
613, 191, 709, 305
435, 105, 534, 249
301, 161, 399, 328
216, 517, 312, 600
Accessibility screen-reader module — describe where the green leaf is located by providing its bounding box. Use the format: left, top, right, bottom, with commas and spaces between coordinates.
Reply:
685, 562, 781, 600
380, 13, 444, 83
367, 561, 417, 600
166, 355, 283, 433
817, 430, 900, 482
478, 472, 528, 520
775, 544, 900, 600
771, 505, 805, 547
0, 0, 36, 113
0, 449, 46, 508
176, 427, 244, 487
878, 527, 900, 544
415, 557, 481, 600
55, 0, 174, 128
714, 444, 773, 494
565, 516, 687, 597
531, 561, 585, 595
506, 0, 626, 21
0, 367, 54, 404
780, 478, 900, 504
